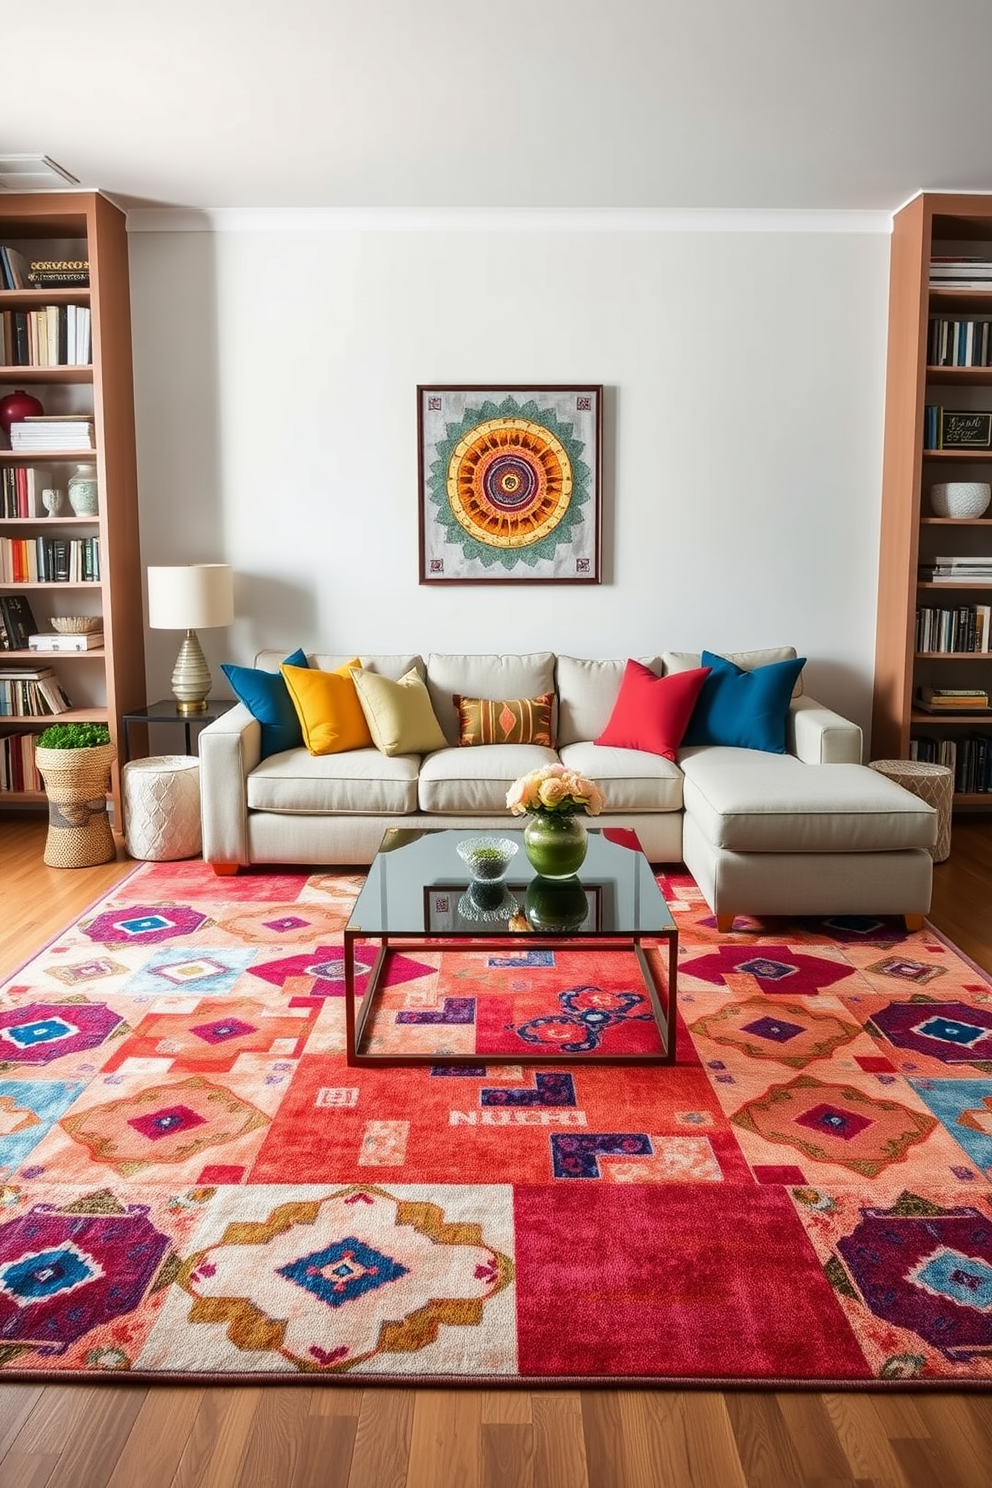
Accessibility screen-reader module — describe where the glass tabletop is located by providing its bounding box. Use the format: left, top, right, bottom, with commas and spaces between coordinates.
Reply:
347, 826, 676, 938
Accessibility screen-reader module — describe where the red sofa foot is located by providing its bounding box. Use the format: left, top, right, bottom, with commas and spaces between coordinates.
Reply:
904, 913, 924, 931
715, 913, 736, 932
210, 863, 240, 876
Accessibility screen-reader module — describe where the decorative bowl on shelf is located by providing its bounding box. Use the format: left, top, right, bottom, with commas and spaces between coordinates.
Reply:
929, 482, 992, 519
50, 616, 104, 634
455, 835, 520, 882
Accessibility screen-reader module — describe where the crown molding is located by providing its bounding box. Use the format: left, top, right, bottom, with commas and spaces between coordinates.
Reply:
125, 205, 892, 235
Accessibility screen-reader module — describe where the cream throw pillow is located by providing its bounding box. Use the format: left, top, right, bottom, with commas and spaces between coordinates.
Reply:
351, 666, 447, 756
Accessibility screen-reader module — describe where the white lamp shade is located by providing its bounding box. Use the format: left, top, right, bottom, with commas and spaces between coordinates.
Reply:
147, 564, 235, 630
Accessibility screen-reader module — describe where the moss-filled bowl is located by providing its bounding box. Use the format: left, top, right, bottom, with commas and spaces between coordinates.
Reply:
456, 835, 520, 883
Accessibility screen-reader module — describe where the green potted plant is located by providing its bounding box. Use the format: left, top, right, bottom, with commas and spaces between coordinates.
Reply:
34, 722, 117, 867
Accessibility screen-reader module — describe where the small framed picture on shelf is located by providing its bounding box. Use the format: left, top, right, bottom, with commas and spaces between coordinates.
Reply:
940, 410, 992, 449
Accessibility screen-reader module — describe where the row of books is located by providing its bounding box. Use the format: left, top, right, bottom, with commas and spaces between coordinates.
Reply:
923, 407, 992, 450
0, 731, 43, 793
915, 686, 990, 713
0, 535, 101, 584
915, 603, 992, 652
0, 465, 52, 519
0, 665, 72, 716
0, 248, 89, 290
919, 556, 992, 583
930, 256, 992, 290
8, 416, 95, 452
912, 732, 992, 793
0, 305, 91, 367
928, 318, 992, 368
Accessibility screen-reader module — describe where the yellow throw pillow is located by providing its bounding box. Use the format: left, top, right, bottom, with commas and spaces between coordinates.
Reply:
280, 658, 373, 755
350, 665, 447, 756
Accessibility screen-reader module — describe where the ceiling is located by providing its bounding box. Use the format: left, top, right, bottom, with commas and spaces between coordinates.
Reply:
5, 0, 992, 216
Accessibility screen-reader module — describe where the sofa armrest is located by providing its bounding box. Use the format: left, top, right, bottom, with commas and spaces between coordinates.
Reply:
198, 702, 261, 865
788, 694, 863, 765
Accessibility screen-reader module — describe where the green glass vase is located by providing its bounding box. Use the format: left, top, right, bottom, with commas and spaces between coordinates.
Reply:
524, 874, 589, 931
522, 811, 588, 878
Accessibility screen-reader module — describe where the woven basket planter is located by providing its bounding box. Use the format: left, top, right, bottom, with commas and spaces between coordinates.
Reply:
35, 741, 117, 868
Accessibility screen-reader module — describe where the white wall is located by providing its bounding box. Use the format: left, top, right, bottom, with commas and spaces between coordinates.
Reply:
128, 215, 890, 737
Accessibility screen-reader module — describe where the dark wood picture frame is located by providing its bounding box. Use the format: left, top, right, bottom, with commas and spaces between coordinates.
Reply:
417, 384, 603, 584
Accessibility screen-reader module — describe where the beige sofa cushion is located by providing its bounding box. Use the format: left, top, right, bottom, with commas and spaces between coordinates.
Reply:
679, 747, 936, 853
247, 747, 419, 815
418, 743, 557, 813
254, 651, 424, 681
558, 741, 684, 812
555, 656, 663, 747
663, 646, 805, 697
426, 653, 556, 746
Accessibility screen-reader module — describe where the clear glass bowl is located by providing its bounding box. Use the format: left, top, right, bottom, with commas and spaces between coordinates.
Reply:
455, 835, 520, 882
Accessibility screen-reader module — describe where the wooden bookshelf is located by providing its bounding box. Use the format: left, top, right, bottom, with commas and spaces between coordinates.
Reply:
872, 192, 992, 807
0, 192, 145, 822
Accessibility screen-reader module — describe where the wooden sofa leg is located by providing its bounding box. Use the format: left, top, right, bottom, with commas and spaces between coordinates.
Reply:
715, 913, 736, 933
211, 863, 240, 877
904, 913, 924, 931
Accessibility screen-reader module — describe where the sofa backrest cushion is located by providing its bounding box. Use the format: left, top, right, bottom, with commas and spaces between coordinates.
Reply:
255, 651, 424, 682
556, 656, 664, 747
662, 646, 805, 697
426, 653, 556, 745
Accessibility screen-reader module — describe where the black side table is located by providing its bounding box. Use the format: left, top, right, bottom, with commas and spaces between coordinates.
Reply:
121, 699, 232, 763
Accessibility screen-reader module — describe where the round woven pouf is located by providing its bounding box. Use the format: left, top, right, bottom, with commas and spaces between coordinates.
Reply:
123, 755, 202, 861
868, 759, 954, 863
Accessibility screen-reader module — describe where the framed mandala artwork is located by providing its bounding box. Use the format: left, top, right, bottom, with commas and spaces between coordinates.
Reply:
417, 384, 603, 584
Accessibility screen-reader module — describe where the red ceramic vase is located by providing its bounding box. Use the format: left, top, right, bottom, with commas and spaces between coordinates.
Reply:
0, 388, 44, 437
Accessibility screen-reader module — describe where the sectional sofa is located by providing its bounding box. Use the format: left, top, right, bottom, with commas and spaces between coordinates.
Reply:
198, 647, 937, 929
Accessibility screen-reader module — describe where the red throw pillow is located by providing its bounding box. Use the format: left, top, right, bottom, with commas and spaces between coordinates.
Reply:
595, 659, 712, 759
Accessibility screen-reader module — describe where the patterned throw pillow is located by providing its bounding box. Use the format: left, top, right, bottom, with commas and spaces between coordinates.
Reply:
455, 692, 555, 747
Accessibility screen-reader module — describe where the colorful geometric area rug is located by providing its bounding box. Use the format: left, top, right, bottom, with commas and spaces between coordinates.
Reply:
3, 859, 992, 1387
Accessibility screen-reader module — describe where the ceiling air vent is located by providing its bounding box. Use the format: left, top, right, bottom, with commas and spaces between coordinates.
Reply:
0, 155, 80, 191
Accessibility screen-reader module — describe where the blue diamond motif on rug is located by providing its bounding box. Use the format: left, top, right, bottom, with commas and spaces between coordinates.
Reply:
278, 1237, 409, 1307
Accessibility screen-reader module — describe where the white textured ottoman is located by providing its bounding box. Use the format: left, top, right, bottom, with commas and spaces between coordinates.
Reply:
869, 759, 953, 863
123, 755, 202, 861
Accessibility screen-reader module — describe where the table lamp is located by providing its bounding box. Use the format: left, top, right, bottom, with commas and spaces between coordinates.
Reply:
147, 563, 235, 715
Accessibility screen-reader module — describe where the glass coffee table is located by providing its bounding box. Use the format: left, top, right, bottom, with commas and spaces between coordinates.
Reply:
344, 826, 678, 1067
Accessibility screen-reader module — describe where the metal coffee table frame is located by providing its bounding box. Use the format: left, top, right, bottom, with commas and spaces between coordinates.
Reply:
343, 826, 678, 1067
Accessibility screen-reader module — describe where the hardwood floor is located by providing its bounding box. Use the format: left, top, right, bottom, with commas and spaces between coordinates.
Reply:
2, 813, 992, 1488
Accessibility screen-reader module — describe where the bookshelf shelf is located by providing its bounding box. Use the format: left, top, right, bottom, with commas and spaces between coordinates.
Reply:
0, 192, 145, 818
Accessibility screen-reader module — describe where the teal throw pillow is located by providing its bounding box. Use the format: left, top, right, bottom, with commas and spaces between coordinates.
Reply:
221, 648, 309, 757
682, 650, 806, 754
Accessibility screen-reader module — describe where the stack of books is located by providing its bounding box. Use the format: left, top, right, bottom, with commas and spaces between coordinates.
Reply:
27, 258, 89, 289
0, 665, 73, 716
916, 686, 990, 714
930, 256, 992, 290
8, 415, 95, 452
919, 556, 992, 583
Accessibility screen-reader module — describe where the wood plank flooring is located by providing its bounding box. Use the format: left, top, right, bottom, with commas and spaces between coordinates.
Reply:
2, 812, 992, 1488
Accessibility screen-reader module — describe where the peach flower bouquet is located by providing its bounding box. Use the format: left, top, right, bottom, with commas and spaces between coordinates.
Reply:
506, 762, 605, 818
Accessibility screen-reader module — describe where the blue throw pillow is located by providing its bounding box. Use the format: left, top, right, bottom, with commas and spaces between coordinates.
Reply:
221, 648, 309, 758
682, 651, 806, 753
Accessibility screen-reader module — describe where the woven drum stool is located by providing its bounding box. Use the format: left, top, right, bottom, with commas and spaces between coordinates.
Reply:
123, 755, 202, 861
868, 759, 953, 863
